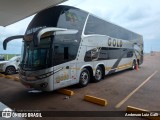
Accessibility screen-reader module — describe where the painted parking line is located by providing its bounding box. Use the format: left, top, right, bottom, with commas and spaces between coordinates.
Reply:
115, 71, 157, 108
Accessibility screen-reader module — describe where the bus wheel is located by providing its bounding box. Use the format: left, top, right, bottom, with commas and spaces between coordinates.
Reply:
78, 68, 90, 87
94, 66, 103, 82
131, 60, 136, 70
5, 66, 16, 75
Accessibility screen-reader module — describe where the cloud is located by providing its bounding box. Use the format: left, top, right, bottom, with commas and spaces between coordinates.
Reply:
0, 15, 34, 54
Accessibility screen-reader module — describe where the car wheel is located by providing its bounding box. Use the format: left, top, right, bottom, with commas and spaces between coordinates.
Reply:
5, 66, 16, 75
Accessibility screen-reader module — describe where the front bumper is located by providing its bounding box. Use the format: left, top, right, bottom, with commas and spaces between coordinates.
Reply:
19, 74, 53, 91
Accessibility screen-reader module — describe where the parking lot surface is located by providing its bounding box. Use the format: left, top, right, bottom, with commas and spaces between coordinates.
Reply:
0, 53, 160, 120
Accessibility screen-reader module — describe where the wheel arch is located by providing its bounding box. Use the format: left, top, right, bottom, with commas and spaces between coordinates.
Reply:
80, 64, 93, 81
6, 65, 16, 70
5, 65, 16, 74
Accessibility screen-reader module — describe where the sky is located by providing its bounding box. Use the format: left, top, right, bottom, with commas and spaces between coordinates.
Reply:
0, 0, 160, 54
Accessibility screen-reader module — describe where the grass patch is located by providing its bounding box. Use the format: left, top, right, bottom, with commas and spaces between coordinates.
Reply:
0, 54, 20, 60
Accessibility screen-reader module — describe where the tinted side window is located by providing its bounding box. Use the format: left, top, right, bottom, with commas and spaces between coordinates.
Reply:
26, 6, 63, 35
127, 50, 133, 58
85, 15, 106, 35
53, 43, 79, 65
116, 27, 132, 40
84, 48, 101, 62
99, 49, 108, 60
53, 34, 79, 65
121, 49, 133, 58
105, 22, 117, 38
105, 22, 132, 40
132, 33, 139, 41
57, 8, 87, 38
107, 48, 121, 59
84, 47, 135, 61
85, 15, 132, 41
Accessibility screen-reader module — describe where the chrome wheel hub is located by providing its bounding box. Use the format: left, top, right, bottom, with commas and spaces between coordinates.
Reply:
81, 72, 88, 84
95, 69, 102, 80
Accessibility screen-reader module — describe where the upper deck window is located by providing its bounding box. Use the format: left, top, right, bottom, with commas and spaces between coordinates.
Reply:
85, 15, 106, 35
85, 15, 140, 41
26, 6, 63, 35
57, 8, 87, 37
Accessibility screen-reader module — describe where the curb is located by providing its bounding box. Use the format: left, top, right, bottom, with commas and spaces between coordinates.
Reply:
84, 95, 107, 106
58, 89, 74, 96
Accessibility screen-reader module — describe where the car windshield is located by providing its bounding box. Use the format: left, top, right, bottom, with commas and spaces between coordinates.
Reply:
9, 56, 19, 62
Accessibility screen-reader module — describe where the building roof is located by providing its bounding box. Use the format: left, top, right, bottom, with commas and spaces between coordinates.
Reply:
0, 0, 67, 26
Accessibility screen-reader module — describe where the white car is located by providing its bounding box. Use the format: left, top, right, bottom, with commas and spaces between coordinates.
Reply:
0, 56, 21, 75
0, 55, 5, 61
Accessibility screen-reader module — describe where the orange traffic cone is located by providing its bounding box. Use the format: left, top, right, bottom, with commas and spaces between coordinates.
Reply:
136, 63, 139, 71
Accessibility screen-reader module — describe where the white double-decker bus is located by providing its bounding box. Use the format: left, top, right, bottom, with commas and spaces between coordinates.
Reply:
3, 5, 143, 91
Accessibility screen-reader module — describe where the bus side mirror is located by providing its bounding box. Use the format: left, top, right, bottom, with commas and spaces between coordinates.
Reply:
3, 35, 24, 50
54, 29, 78, 35
34, 27, 67, 47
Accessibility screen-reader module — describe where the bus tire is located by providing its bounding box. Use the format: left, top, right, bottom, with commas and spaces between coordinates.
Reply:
94, 66, 103, 82
5, 66, 16, 75
131, 60, 136, 70
78, 68, 90, 87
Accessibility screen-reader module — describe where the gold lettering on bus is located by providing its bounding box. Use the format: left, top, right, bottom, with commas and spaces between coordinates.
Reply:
108, 37, 112, 46
113, 39, 116, 47
108, 38, 122, 47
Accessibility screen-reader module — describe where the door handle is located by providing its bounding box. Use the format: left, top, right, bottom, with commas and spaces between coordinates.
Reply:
66, 66, 69, 69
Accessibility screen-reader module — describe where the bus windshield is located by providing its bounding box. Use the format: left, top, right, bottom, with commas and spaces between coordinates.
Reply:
20, 37, 52, 70
20, 32, 81, 70
20, 5, 88, 70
